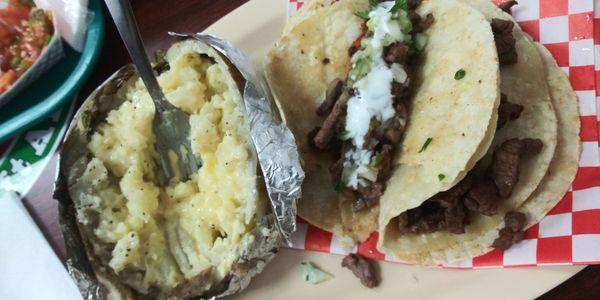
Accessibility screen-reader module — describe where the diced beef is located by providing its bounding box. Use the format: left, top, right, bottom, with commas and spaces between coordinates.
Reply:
341, 254, 379, 288
492, 227, 525, 250
398, 201, 444, 234
444, 200, 468, 234
362, 128, 377, 150
504, 211, 527, 232
499, 0, 519, 13
491, 138, 543, 198
392, 81, 408, 101
464, 179, 500, 216
520, 138, 544, 155
409, 10, 421, 25
384, 117, 406, 145
407, 0, 423, 9
307, 127, 321, 150
412, 13, 434, 33
491, 18, 518, 65
394, 131, 541, 240
491, 139, 522, 198
354, 182, 384, 211
399, 176, 473, 234
497, 94, 524, 129
431, 176, 473, 208
492, 211, 527, 250
349, 44, 360, 57
317, 79, 344, 116
377, 144, 394, 182
384, 43, 408, 65
313, 94, 348, 150
329, 156, 344, 185
433, 176, 473, 233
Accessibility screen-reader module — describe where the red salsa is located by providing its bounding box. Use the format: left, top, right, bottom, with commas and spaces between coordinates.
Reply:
0, 0, 53, 93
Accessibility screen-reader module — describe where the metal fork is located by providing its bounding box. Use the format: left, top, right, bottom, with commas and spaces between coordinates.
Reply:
104, 0, 201, 182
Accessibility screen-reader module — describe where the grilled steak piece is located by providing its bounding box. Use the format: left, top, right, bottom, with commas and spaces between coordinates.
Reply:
313, 94, 348, 150
354, 182, 384, 211
497, 94, 524, 129
499, 0, 518, 13
492, 211, 527, 250
317, 79, 344, 116
492, 227, 525, 250
464, 179, 500, 216
412, 13, 434, 33
384, 43, 408, 65
491, 138, 543, 198
491, 18, 518, 65
341, 254, 379, 288
505, 211, 527, 232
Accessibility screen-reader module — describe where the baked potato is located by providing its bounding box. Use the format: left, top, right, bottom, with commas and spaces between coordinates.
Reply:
56, 38, 286, 299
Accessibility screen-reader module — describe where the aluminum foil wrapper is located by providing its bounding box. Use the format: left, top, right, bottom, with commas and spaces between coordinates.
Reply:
171, 33, 305, 244
54, 35, 303, 299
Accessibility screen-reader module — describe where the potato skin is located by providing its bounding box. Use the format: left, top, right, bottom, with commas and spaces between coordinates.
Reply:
57, 39, 282, 300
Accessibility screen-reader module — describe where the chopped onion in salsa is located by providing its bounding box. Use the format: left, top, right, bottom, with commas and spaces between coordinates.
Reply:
0, 0, 53, 93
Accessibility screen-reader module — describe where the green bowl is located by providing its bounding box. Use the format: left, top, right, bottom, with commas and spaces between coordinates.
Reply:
0, 0, 105, 143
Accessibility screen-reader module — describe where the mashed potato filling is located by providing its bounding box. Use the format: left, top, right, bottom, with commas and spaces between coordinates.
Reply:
77, 46, 264, 293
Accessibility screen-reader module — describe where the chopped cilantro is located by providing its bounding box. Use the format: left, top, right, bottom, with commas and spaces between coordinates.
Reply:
337, 130, 350, 140
391, 0, 408, 13
396, 9, 413, 33
335, 179, 346, 192
454, 69, 466, 80
438, 174, 446, 181
349, 52, 373, 80
368, 0, 379, 7
370, 151, 383, 167
418, 138, 432, 153
370, 117, 381, 129
407, 38, 422, 58
355, 10, 370, 20
336, 166, 353, 192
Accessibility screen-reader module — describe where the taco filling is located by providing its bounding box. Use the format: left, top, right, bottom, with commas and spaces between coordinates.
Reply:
312, 0, 433, 211
392, 8, 544, 251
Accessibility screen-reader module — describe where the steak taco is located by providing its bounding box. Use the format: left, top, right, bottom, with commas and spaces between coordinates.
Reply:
267, 0, 579, 264
376, 0, 580, 264
267, 0, 501, 245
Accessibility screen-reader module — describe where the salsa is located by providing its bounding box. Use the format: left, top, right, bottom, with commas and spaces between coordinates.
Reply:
0, 0, 53, 93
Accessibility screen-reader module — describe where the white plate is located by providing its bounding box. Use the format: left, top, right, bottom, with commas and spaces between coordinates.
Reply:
205, 1, 584, 299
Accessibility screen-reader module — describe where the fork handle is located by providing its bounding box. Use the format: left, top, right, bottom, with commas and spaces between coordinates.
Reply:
104, 0, 171, 111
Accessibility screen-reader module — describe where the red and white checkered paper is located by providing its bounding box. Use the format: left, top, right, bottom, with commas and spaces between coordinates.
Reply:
286, 0, 600, 268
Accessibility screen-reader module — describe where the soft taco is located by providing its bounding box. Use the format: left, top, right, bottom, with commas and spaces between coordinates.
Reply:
267, 0, 579, 265
372, 0, 553, 263
375, 0, 578, 265
267, 0, 501, 245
